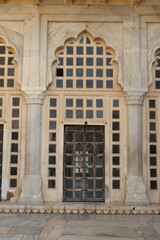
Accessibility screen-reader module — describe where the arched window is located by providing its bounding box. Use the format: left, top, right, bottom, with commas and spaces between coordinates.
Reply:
154, 51, 160, 89
51, 33, 119, 90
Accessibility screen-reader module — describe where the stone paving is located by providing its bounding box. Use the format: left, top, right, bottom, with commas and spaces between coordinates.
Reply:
0, 214, 159, 240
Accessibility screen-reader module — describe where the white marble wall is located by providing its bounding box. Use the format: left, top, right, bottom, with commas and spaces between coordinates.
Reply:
0, 1, 159, 205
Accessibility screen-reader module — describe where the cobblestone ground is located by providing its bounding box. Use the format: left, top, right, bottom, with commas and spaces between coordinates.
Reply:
0, 214, 159, 240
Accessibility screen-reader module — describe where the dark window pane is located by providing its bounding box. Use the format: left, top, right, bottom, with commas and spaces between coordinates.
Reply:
10, 179, 17, 188
150, 169, 157, 177
50, 110, 56, 118
86, 80, 93, 88
97, 47, 103, 55
64, 191, 72, 199
12, 120, 19, 129
95, 133, 104, 142
85, 191, 93, 199
50, 98, 57, 107
49, 144, 56, 153
67, 46, 73, 54
87, 47, 93, 55
76, 58, 83, 66
76, 110, 83, 118
7, 79, 14, 87
65, 144, 73, 154
64, 156, 73, 165
86, 58, 93, 66
112, 145, 120, 153
77, 47, 83, 54
86, 110, 93, 118
86, 133, 93, 142
12, 132, 18, 140
112, 122, 119, 130
113, 156, 120, 165
96, 144, 104, 154
96, 168, 103, 177
65, 132, 73, 142
48, 168, 56, 176
113, 133, 120, 141
86, 69, 93, 77
106, 80, 113, 88
11, 155, 18, 164
106, 69, 113, 77
76, 80, 83, 88
113, 168, 120, 177
66, 99, 73, 107
76, 133, 83, 142
0, 68, 4, 76
66, 69, 73, 76
113, 180, 120, 189
150, 122, 156, 131
48, 180, 55, 188
0, 79, 4, 87
149, 100, 155, 108
0, 98, 2, 106
86, 100, 92, 107
7, 68, 14, 76
66, 110, 73, 118
56, 68, 63, 76
12, 109, 19, 117
76, 99, 83, 107
65, 168, 73, 177
96, 69, 103, 77
149, 111, 155, 119
49, 132, 56, 141
96, 58, 103, 66
96, 99, 103, 107
66, 80, 73, 88
155, 81, 160, 89
86, 168, 93, 177
49, 156, 56, 165
76, 69, 83, 77
106, 58, 112, 66
150, 145, 156, 154
113, 100, 119, 107
96, 110, 103, 118
155, 70, 160, 78
10, 167, 17, 175
96, 80, 103, 88
96, 180, 103, 189
56, 79, 63, 88
12, 98, 20, 106
0, 46, 5, 54
58, 57, 63, 65
86, 37, 90, 44
67, 58, 73, 66
8, 57, 14, 65
75, 180, 82, 189
150, 157, 156, 166
150, 134, 156, 142
150, 181, 157, 190
49, 121, 56, 129
0, 57, 5, 65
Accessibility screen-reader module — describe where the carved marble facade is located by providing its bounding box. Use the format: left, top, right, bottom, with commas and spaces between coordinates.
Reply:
0, 0, 160, 208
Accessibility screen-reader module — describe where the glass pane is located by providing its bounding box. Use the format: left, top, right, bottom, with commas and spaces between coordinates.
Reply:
75, 156, 83, 165
106, 69, 113, 77
65, 144, 73, 154
66, 99, 73, 107
76, 110, 83, 118
85, 180, 93, 189
64, 179, 73, 189
50, 110, 56, 118
64, 156, 73, 165
49, 156, 56, 165
65, 168, 73, 177
86, 168, 93, 177
48, 180, 55, 188
96, 133, 104, 142
7, 79, 14, 87
86, 69, 93, 77
50, 98, 57, 107
86, 80, 93, 88
12, 98, 20, 106
66, 69, 73, 76
56, 79, 63, 87
66, 110, 73, 118
65, 132, 73, 142
75, 180, 82, 189
96, 144, 104, 154
86, 109, 93, 118
96, 180, 103, 188
75, 144, 83, 154
76, 69, 83, 77
85, 156, 93, 165
86, 133, 94, 142
66, 80, 73, 88
67, 46, 73, 54
96, 80, 103, 88
76, 80, 83, 88
76, 133, 83, 142
77, 47, 83, 54
96, 156, 103, 165
86, 144, 93, 154
76, 99, 83, 107
86, 58, 93, 66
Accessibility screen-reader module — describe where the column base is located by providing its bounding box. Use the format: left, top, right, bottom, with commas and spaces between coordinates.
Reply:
125, 176, 150, 206
19, 175, 43, 204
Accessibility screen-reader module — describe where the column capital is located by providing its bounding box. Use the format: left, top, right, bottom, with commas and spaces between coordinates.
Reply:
22, 88, 46, 104
123, 89, 147, 106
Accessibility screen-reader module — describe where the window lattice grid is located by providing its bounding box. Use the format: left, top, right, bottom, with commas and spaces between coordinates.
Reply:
47, 97, 58, 189
54, 35, 117, 90
155, 52, 160, 89
65, 97, 104, 120
148, 99, 158, 190
111, 99, 121, 190
9, 97, 21, 188
0, 39, 16, 89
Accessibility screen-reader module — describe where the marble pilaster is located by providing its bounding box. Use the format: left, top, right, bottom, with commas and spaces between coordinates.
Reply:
124, 90, 149, 206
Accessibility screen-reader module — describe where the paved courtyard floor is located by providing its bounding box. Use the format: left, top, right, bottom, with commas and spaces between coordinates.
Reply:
0, 214, 159, 240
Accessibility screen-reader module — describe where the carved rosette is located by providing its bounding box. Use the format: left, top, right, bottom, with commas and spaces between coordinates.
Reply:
22, 88, 46, 105
123, 90, 147, 106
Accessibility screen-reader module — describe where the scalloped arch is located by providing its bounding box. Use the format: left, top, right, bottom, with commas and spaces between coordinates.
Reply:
50, 29, 122, 89
0, 34, 22, 86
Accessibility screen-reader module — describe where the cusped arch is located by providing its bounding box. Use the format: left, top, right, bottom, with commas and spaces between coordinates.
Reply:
50, 30, 121, 89
0, 35, 22, 87
149, 47, 160, 88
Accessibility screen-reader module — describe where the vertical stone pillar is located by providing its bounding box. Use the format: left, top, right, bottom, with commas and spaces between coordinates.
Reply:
19, 89, 46, 204
124, 91, 149, 205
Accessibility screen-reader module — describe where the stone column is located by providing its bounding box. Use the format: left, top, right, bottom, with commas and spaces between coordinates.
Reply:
19, 89, 46, 204
124, 90, 149, 206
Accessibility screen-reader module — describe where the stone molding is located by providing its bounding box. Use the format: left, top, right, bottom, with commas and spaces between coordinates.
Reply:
131, 0, 140, 5
22, 88, 46, 105
0, 203, 159, 215
32, 0, 40, 4
123, 90, 147, 106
